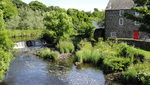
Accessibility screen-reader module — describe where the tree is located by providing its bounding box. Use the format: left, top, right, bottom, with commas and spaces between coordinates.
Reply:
0, 10, 14, 82
92, 9, 105, 21
0, 0, 18, 20
29, 1, 47, 11
11, 0, 29, 8
43, 11, 74, 43
67, 9, 94, 39
124, 0, 150, 33
94, 8, 99, 11
46, 6, 66, 12
6, 7, 45, 30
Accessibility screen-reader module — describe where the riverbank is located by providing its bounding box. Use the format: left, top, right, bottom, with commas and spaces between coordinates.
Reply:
1, 46, 105, 85
74, 39, 150, 85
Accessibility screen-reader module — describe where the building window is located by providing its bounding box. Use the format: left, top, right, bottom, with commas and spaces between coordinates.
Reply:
119, 18, 124, 25
135, 12, 139, 17
134, 21, 139, 25
119, 10, 124, 16
111, 32, 116, 38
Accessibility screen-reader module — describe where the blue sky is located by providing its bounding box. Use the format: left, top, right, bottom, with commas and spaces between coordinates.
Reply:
21, 0, 109, 11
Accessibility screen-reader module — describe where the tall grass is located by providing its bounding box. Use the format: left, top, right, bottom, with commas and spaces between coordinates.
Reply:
75, 39, 150, 72
39, 48, 59, 60
56, 40, 75, 53
122, 62, 150, 85
75, 39, 150, 84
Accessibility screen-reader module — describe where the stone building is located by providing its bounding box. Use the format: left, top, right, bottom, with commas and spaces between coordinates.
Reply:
105, 0, 149, 39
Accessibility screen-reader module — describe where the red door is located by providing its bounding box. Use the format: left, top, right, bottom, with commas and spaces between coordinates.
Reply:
134, 31, 139, 39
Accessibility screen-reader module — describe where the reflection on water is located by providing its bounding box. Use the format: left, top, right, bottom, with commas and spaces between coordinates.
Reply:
0, 47, 105, 85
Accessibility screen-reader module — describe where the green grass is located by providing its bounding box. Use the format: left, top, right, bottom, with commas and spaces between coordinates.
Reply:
39, 48, 59, 60
75, 39, 150, 83
6, 30, 42, 38
122, 62, 150, 85
56, 40, 75, 53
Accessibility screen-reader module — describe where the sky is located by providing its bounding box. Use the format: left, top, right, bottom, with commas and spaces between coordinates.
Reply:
21, 0, 109, 11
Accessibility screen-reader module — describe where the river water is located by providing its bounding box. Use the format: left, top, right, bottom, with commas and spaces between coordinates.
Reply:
0, 46, 105, 85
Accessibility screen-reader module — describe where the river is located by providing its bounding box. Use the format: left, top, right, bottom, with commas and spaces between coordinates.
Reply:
0, 45, 105, 85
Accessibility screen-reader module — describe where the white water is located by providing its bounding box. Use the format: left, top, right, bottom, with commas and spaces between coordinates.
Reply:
14, 39, 46, 49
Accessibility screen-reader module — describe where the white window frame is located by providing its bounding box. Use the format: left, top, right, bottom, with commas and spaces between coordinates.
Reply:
134, 21, 139, 25
135, 12, 139, 17
111, 32, 116, 38
119, 18, 124, 25
119, 10, 124, 16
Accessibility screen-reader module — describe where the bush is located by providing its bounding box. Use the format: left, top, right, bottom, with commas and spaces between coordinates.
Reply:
76, 40, 102, 64
39, 48, 59, 60
122, 62, 150, 85
77, 39, 92, 50
103, 56, 130, 73
56, 40, 74, 53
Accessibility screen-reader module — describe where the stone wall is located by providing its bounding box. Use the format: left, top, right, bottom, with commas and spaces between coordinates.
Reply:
105, 9, 149, 39
111, 39, 150, 51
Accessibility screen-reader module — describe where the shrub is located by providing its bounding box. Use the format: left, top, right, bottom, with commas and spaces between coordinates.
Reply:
56, 40, 74, 53
103, 56, 130, 73
76, 41, 102, 64
39, 48, 59, 60
122, 62, 150, 85
77, 39, 92, 50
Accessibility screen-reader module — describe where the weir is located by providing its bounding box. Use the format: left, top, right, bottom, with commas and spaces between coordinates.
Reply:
14, 39, 46, 49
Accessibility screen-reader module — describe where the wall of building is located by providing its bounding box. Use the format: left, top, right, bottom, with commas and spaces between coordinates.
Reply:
105, 9, 143, 39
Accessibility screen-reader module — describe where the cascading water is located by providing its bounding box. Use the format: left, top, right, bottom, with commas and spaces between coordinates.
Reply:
14, 39, 46, 49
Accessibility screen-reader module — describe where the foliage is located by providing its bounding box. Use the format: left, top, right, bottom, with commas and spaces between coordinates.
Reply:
6, 7, 45, 30
77, 39, 93, 50
29, 1, 47, 11
43, 11, 74, 42
124, 0, 150, 33
0, 10, 5, 30
0, 48, 14, 81
0, 0, 18, 20
6, 30, 42, 38
67, 9, 95, 39
56, 40, 74, 53
122, 62, 150, 85
46, 6, 67, 12
103, 56, 130, 73
76, 39, 150, 73
11, 0, 29, 8
40, 48, 59, 60
0, 10, 14, 82
76, 40, 102, 64
92, 8, 105, 21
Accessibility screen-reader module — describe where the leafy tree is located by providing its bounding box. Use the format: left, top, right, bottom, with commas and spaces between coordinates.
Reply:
92, 9, 105, 21
0, 10, 5, 30
43, 11, 74, 43
0, 10, 14, 81
46, 6, 67, 12
94, 8, 99, 11
6, 7, 45, 30
124, 0, 150, 33
67, 8, 94, 39
11, 0, 29, 8
29, 1, 47, 11
0, 0, 18, 20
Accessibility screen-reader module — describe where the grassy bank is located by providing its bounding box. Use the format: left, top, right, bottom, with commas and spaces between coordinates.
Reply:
75, 39, 150, 85
39, 48, 59, 60
56, 40, 75, 53
6, 30, 43, 38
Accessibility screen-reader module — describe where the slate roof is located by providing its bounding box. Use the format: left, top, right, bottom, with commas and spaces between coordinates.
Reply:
106, 0, 135, 10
